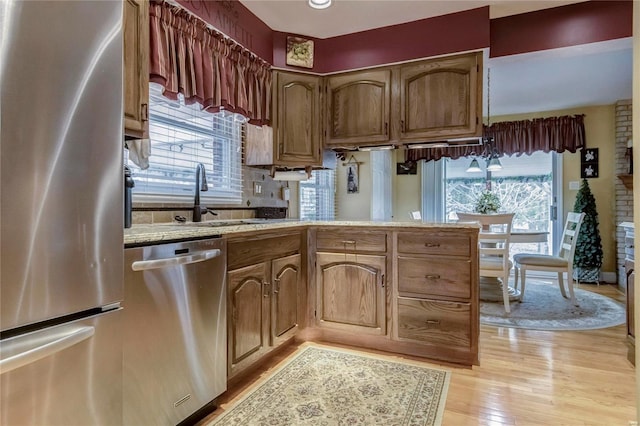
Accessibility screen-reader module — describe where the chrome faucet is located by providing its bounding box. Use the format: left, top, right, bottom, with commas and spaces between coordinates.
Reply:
193, 163, 209, 222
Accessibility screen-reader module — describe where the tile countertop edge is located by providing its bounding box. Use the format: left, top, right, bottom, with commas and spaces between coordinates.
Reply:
124, 221, 481, 246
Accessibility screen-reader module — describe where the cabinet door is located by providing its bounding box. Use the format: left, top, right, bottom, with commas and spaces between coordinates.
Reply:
399, 52, 481, 141
123, 0, 149, 138
325, 70, 391, 147
316, 252, 386, 335
627, 260, 635, 339
228, 263, 269, 377
273, 71, 322, 166
271, 254, 301, 346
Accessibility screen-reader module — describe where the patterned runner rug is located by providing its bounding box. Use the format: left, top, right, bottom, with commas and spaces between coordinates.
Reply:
480, 280, 626, 330
209, 343, 450, 426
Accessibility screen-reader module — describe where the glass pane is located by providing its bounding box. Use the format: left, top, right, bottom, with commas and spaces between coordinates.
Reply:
445, 151, 553, 255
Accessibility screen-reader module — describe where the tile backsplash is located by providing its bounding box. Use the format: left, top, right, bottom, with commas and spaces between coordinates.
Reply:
132, 166, 290, 224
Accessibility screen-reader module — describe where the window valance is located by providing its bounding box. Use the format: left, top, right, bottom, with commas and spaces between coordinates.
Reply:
149, 0, 271, 125
406, 114, 586, 163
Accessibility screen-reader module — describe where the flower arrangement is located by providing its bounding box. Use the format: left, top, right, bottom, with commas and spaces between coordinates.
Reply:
474, 190, 501, 214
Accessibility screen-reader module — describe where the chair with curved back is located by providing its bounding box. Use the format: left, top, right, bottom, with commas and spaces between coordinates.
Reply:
457, 212, 515, 313
513, 212, 585, 306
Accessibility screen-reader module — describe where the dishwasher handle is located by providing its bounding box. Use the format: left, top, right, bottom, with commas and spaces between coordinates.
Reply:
1, 326, 95, 375
131, 249, 221, 271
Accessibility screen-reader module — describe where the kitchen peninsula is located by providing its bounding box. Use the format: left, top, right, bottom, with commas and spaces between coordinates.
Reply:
125, 220, 480, 376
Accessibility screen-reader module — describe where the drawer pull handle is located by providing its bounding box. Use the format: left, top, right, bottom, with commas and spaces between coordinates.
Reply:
424, 243, 440, 248
342, 240, 356, 245
425, 320, 441, 325
425, 274, 441, 280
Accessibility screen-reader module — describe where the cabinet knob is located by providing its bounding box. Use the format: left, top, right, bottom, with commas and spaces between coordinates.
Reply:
263, 281, 271, 298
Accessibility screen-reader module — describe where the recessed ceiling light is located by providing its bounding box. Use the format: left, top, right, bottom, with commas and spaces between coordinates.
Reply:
308, 0, 331, 10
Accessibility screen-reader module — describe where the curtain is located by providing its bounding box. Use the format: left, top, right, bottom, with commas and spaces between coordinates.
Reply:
149, 0, 271, 125
406, 114, 586, 163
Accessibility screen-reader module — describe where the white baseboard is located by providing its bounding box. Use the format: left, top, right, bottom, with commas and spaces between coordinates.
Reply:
599, 271, 616, 284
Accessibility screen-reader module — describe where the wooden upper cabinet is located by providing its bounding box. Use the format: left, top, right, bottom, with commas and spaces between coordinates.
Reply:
123, 0, 149, 138
325, 70, 391, 148
399, 52, 482, 142
272, 71, 323, 166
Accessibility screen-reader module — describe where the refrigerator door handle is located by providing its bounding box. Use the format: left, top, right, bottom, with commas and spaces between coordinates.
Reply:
131, 249, 221, 271
1, 326, 95, 375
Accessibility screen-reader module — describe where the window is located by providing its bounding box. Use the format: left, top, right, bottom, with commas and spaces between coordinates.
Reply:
299, 170, 336, 220
126, 83, 243, 204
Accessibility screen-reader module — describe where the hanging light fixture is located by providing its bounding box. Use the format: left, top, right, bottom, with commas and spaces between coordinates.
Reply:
466, 157, 482, 173
466, 67, 502, 173
308, 0, 331, 9
487, 155, 502, 172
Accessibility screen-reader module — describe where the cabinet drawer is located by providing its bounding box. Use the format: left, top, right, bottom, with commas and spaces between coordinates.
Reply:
397, 297, 471, 348
397, 232, 470, 257
398, 257, 470, 299
316, 229, 386, 252
228, 233, 300, 270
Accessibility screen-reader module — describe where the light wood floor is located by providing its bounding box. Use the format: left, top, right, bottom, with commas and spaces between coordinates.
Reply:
199, 283, 637, 426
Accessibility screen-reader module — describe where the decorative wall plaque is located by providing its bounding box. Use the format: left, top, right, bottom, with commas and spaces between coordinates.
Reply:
286, 36, 314, 68
581, 148, 599, 178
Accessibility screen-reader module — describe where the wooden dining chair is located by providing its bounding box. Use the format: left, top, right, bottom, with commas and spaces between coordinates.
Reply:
513, 212, 585, 306
457, 212, 515, 313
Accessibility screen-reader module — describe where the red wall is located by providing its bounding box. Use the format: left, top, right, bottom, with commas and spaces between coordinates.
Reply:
179, 0, 632, 72
274, 7, 490, 74
490, 0, 632, 58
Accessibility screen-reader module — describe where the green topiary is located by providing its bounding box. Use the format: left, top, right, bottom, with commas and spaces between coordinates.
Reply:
572, 178, 603, 282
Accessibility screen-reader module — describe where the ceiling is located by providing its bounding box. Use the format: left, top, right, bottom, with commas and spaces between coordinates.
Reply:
239, 0, 633, 116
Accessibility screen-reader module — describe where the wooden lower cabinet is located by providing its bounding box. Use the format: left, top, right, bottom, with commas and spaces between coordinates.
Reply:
397, 297, 472, 348
271, 254, 301, 346
316, 252, 386, 335
228, 263, 269, 378
227, 254, 301, 378
626, 259, 635, 365
393, 230, 479, 365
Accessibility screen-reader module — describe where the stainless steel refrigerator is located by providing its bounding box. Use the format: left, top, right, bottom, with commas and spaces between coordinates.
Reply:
0, 1, 124, 424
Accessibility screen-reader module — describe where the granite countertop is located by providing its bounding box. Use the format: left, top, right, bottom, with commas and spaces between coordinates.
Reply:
124, 219, 480, 246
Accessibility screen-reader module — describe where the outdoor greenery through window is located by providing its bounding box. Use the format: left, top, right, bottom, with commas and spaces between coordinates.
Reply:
446, 151, 553, 255
126, 83, 243, 204
299, 170, 336, 220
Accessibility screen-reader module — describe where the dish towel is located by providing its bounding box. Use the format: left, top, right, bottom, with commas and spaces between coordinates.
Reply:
125, 139, 151, 170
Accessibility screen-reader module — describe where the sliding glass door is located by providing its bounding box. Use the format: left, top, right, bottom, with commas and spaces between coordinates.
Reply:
423, 151, 562, 256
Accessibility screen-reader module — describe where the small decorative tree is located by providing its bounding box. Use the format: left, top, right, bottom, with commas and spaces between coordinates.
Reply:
572, 178, 603, 283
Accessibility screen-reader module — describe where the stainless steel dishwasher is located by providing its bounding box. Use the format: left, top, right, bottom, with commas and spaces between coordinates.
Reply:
123, 237, 226, 425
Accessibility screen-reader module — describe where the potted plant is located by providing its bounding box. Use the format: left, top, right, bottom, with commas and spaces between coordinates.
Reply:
474, 189, 501, 214
572, 178, 603, 283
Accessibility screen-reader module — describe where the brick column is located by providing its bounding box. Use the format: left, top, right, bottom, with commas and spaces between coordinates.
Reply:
616, 99, 633, 288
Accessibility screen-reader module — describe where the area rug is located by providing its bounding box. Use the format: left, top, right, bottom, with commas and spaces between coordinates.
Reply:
480, 280, 626, 331
209, 343, 450, 426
